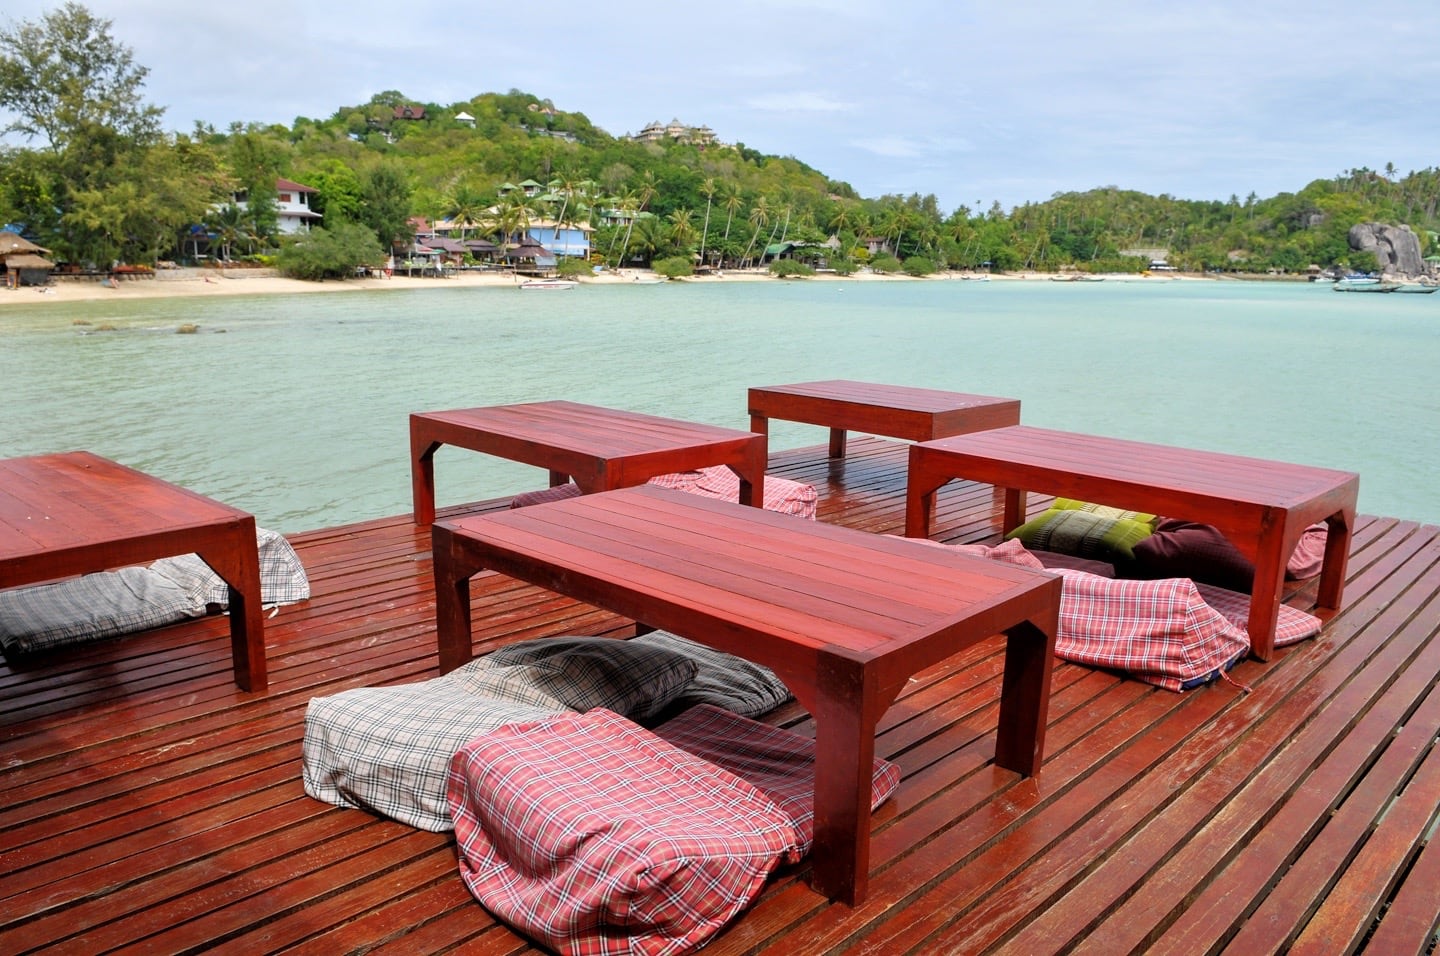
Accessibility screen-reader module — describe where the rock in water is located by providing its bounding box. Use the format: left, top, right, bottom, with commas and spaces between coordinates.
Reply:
1348, 222, 1424, 277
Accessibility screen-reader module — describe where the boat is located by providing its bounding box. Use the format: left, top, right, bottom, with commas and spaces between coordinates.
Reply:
518, 278, 578, 291
1391, 283, 1439, 294
629, 276, 667, 285
1333, 279, 1400, 293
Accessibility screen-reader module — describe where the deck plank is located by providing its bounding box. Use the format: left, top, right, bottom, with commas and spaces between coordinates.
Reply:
3, 437, 1439, 954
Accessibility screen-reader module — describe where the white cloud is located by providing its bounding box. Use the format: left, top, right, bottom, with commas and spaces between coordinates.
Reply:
744, 92, 855, 114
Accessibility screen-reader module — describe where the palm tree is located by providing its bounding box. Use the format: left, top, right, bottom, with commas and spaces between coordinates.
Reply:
740, 197, 770, 268
442, 180, 485, 239
617, 173, 657, 268
698, 178, 716, 267
721, 182, 743, 242
668, 208, 696, 257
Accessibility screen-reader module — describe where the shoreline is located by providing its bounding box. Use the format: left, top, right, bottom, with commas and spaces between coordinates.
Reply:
0, 265, 1231, 308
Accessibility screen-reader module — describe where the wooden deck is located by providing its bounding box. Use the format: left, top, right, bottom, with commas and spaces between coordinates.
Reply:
3, 437, 1439, 955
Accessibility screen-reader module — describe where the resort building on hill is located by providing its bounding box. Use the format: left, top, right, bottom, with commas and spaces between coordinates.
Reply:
630, 118, 720, 146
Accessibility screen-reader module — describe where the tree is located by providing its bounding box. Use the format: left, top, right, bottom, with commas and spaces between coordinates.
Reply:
360, 162, 413, 252
0, 2, 163, 152
277, 221, 386, 280
697, 177, 716, 267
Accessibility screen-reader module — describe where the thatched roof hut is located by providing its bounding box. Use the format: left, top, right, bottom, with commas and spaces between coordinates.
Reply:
0, 231, 50, 256
1, 242, 55, 286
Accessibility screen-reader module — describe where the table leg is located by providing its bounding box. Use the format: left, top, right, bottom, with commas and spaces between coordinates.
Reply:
994, 612, 1058, 776
809, 659, 878, 906
828, 427, 848, 458
1315, 507, 1355, 613
431, 524, 475, 674
411, 425, 440, 526
196, 517, 267, 693
904, 445, 949, 538
1001, 489, 1027, 534
736, 437, 767, 509
1246, 515, 1287, 662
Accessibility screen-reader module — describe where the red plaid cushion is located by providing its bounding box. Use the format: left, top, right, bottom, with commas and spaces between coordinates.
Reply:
1052, 570, 1250, 692
448, 709, 801, 956
653, 704, 901, 855
1195, 582, 1322, 648
510, 468, 818, 520
1286, 523, 1328, 580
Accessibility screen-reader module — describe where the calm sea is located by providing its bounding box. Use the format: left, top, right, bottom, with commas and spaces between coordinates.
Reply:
3, 278, 1436, 533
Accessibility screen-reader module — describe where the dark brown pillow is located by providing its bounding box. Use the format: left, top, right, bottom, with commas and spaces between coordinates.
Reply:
1120, 518, 1254, 593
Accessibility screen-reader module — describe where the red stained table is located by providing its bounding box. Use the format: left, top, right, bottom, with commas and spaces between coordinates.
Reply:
410, 400, 766, 526
905, 426, 1359, 661
0, 451, 266, 691
431, 483, 1060, 906
748, 380, 1021, 458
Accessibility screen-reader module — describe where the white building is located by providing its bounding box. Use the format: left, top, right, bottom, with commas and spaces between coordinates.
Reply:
274, 178, 322, 235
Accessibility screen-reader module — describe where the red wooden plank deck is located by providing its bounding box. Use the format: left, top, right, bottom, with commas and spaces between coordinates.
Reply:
3, 437, 1438, 954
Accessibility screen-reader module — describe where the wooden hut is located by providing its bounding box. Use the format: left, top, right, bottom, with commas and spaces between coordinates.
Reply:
0, 233, 54, 287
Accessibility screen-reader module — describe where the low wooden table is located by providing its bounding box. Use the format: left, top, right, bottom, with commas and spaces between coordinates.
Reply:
748, 380, 1021, 458
0, 452, 266, 691
904, 426, 1360, 661
410, 400, 767, 526
431, 484, 1060, 906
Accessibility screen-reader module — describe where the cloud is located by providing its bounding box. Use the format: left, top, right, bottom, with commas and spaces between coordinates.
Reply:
744, 92, 854, 114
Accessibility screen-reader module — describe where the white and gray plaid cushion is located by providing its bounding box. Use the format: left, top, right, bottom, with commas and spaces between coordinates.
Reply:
303, 679, 562, 831
633, 630, 793, 718
0, 565, 206, 656
302, 635, 702, 830
150, 527, 310, 607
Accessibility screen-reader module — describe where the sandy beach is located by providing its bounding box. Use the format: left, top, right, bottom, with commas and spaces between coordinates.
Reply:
0, 265, 1217, 308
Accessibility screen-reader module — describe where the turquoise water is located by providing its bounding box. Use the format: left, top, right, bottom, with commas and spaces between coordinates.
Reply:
2, 279, 1437, 532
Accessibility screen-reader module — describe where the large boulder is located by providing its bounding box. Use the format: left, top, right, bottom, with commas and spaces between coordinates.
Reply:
1348, 222, 1425, 277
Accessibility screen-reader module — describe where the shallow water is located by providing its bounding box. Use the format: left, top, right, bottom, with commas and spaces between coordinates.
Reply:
3, 278, 1436, 532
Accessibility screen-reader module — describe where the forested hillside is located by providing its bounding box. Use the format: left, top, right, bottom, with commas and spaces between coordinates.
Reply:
3, 4, 1438, 277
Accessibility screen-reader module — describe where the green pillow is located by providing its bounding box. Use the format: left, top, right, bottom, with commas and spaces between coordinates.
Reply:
1005, 507, 1154, 562
1052, 497, 1157, 525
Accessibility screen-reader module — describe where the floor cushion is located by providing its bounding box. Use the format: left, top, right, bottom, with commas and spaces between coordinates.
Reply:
510, 467, 818, 520
448, 708, 802, 956
632, 630, 793, 719
0, 565, 206, 657
1195, 582, 1322, 648
1122, 518, 1332, 592
1006, 507, 1154, 563
150, 527, 311, 607
652, 704, 902, 855
303, 635, 699, 830
1, 527, 309, 658
302, 678, 563, 831
1051, 569, 1251, 691
458, 635, 699, 722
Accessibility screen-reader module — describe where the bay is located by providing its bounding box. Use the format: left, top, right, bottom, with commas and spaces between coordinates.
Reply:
2, 278, 1436, 533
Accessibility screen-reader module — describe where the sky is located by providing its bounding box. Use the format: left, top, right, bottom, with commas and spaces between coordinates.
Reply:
5, 0, 1440, 214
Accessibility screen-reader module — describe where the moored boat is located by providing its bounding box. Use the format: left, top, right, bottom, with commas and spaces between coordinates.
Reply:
518, 278, 578, 290
1333, 278, 1400, 293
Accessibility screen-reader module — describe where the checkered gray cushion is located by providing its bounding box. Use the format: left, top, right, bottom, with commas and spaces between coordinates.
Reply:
0, 565, 205, 656
303, 678, 562, 831
633, 630, 793, 718
150, 528, 310, 607
462, 636, 699, 722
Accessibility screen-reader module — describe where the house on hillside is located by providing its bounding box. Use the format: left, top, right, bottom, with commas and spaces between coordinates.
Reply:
274, 179, 322, 235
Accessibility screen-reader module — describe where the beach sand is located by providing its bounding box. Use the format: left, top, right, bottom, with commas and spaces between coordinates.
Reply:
0, 265, 1213, 308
